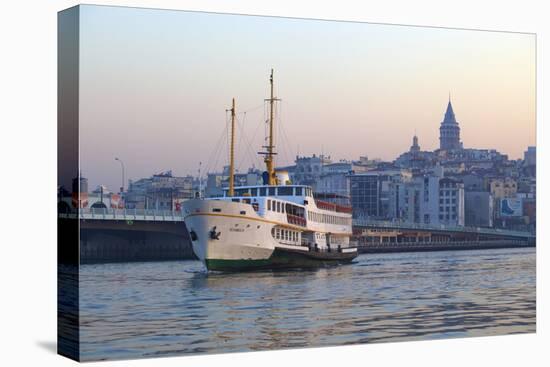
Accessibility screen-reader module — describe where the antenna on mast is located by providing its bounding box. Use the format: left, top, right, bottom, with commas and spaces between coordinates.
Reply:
259, 69, 280, 185
227, 98, 236, 196
198, 161, 202, 198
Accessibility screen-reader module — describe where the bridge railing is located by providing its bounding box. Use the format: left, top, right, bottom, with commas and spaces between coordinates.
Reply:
352, 218, 535, 238
59, 208, 186, 221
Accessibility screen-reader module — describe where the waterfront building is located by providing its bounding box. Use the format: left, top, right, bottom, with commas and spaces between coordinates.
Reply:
293, 154, 333, 186
205, 167, 263, 198
386, 170, 465, 226
394, 135, 437, 169
353, 155, 382, 171
313, 159, 372, 197
464, 191, 494, 227
350, 169, 412, 219
439, 98, 462, 151
486, 177, 518, 199
205, 172, 226, 198
456, 172, 485, 191
316, 171, 350, 198
524, 147, 536, 167
125, 171, 194, 209
410, 134, 420, 154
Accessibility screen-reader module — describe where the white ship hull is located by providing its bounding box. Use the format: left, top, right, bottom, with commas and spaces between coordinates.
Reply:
183, 197, 357, 271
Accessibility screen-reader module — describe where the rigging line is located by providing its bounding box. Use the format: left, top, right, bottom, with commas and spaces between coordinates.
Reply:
237, 114, 256, 173
234, 114, 251, 172
277, 101, 294, 167
235, 113, 248, 172
203, 116, 229, 175
205, 131, 225, 177
237, 112, 264, 172
238, 103, 265, 115
224, 109, 231, 171
248, 112, 265, 169
206, 112, 229, 176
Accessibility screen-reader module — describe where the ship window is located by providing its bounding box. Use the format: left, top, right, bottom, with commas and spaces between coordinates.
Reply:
278, 187, 293, 196
267, 200, 271, 211
296, 187, 303, 196
240, 211, 246, 215
259, 187, 267, 196
232, 198, 240, 202
276, 201, 281, 212
250, 188, 258, 196
269, 187, 276, 195
212, 208, 221, 212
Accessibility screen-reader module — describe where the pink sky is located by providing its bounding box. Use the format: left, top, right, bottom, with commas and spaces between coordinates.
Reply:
77, 6, 536, 190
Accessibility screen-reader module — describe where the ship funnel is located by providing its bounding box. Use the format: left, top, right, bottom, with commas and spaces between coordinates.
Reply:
275, 170, 291, 185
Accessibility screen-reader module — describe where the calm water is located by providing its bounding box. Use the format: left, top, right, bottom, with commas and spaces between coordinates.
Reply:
77, 248, 536, 361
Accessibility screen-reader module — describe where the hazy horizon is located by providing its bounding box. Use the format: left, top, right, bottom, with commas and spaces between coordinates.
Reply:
77, 5, 536, 191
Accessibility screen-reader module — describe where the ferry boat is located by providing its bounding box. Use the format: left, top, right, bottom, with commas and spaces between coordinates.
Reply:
183, 70, 357, 271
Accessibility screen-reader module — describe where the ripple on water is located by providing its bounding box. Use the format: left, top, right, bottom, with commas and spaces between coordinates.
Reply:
78, 248, 536, 361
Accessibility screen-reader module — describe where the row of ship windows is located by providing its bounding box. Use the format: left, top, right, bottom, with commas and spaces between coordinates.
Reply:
307, 211, 350, 226
267, 200, 285, 213
229, 187, 313, 197
271, 228, 300, 242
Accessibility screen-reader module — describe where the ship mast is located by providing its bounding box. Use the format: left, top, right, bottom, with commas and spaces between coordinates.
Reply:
263, 69, 279, 185
228, 98, 236, 196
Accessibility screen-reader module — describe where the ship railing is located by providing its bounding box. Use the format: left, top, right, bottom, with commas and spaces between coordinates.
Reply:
287, 214, 307, 227
63, 207, 187, 221
314, 199, 353, 214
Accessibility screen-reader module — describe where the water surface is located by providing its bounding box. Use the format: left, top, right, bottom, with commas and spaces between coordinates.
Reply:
78, 247, 536, 361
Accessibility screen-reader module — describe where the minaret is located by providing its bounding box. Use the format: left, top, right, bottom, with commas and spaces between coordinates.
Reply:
439, 96, 462, 150
410, 133, 420, 153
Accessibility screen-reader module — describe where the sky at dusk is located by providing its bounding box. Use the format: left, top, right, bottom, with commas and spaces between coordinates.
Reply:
77, 5, 536, 191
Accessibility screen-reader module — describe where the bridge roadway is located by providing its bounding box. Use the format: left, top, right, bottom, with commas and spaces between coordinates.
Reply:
62, 208, 536, 240
353, 218, 535, 240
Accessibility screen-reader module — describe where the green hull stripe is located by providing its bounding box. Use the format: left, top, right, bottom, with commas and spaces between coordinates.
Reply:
204, 248, 356, 271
